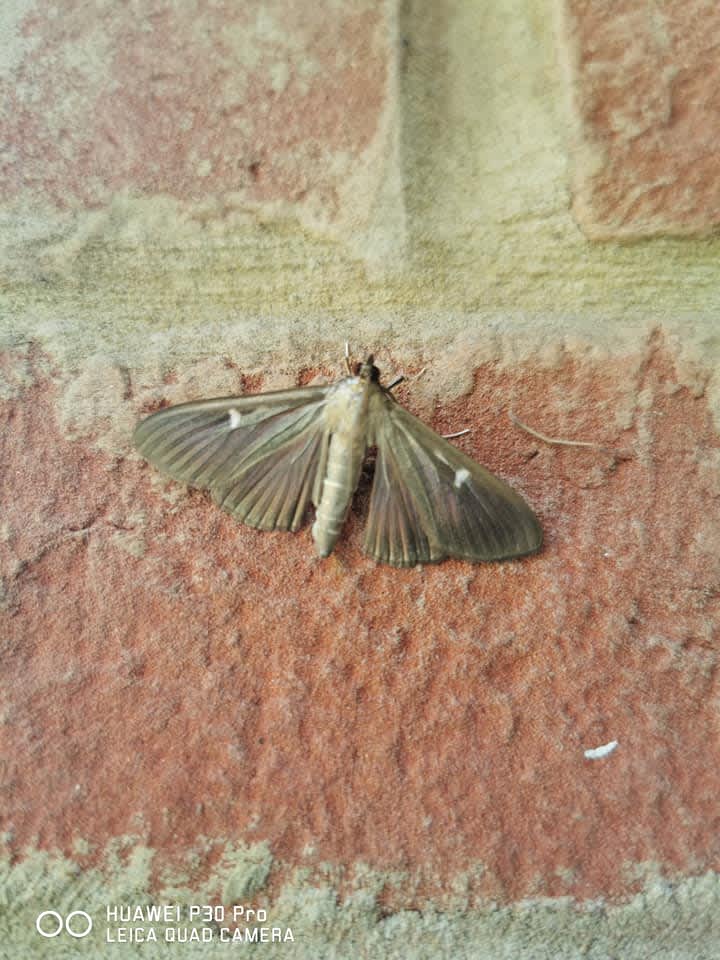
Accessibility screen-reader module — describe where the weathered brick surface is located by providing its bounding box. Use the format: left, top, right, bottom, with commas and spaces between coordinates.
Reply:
2, 0, 720, 955
1, 0, 401, 253
559, 0, 720, 237
2, 340, 718, 908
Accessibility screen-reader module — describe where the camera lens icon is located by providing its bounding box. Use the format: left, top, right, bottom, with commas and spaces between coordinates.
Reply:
36, 910, 93, 938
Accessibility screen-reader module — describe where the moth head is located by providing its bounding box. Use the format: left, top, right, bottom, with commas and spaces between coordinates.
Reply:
355, 355, 381, 383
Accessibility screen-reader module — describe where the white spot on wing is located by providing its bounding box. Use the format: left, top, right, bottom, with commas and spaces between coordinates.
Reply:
584, 740, 618, 760
453, 467, 470, 488
228, 408, 242, 430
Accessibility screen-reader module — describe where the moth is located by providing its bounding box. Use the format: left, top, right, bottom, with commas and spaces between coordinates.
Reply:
133, 353, 542, 567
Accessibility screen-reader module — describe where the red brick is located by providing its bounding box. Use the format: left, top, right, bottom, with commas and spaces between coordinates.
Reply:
2, 342, 718, 904
0, 1, 397, 234
559, 0, 720, 236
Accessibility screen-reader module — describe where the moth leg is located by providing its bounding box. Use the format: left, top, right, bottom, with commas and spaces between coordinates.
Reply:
442, 427, 471, 440
385, 365, 428, 392
344, 341, 352, 375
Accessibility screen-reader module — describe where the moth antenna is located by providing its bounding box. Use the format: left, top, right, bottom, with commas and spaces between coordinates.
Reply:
509, 410, 634, 460
344, 341, 352, 375
442, 428, 471, 440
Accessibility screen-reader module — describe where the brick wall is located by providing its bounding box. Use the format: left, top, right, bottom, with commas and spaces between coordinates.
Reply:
1, 2, 719, 957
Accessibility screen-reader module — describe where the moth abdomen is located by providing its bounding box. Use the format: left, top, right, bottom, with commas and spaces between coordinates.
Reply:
310, 376, 371, 557
311, 435, 363, 557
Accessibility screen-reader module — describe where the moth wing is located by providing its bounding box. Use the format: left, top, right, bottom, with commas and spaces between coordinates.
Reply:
364, 392, 542, 566
134, 385, 331, 532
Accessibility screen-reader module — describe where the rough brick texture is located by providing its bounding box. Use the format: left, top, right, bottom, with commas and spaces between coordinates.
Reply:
2, 341, 718, 908
1, 0, 402, 258
560, 0, 720, 237
2, 0, 720, 956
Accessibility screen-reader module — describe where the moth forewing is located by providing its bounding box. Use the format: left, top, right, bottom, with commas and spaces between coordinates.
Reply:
133, 385, 333, 532
133, 357, 542, 566
362, 387, 542, 566
311, 429, 330, 510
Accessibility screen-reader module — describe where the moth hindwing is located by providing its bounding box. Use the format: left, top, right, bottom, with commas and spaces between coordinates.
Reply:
134, 356, 542, 566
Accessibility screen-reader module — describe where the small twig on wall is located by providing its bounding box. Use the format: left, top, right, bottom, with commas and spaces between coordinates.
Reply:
509, 410, 634, 461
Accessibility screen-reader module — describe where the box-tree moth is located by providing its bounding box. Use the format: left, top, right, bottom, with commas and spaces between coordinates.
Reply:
133, 354, 542, 567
